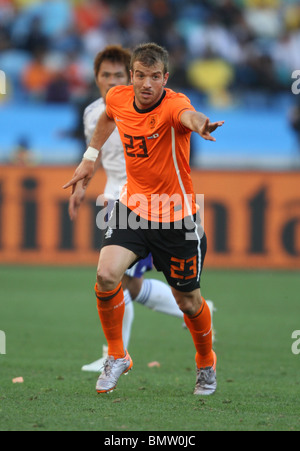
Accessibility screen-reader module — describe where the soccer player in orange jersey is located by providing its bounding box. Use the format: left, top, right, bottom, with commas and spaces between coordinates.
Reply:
64, 43, 224, 395
68, 45, 196, 374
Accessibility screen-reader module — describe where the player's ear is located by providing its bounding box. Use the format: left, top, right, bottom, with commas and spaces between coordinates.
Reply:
130, 70, 134, 84
163, 72, 169, 86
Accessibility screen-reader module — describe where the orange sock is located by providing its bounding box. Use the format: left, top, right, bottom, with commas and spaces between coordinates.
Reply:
95, 282, 125, 359
184, 297, 214, 369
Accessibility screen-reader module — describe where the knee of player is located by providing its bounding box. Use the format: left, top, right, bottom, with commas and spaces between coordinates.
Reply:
177, 299, 195, 316
96, 266, 119, 292
172, 289, 201, 316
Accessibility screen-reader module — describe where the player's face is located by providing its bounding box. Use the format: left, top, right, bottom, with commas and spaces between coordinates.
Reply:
131, 61, 169, 110
96, 61, 129, 102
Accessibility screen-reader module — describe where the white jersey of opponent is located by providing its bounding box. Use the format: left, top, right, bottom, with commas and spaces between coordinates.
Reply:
83, 97, 127, 200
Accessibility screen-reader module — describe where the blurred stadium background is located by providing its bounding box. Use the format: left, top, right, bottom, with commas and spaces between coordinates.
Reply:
0, 0, 299, 269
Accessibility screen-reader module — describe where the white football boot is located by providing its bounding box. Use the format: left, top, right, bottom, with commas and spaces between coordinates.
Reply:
96, 350, 133, 394
194, 351, 217, 396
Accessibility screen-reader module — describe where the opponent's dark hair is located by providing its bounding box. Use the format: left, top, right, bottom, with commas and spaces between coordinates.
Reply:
94, 45, 131, 79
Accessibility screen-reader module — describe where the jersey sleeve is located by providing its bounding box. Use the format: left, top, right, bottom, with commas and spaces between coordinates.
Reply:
105, 86, 123, 120
105, 89, 114, 120
169, 93, 195, 133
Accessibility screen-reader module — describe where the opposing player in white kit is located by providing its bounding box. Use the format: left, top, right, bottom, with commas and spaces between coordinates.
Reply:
68, 46, 215, 372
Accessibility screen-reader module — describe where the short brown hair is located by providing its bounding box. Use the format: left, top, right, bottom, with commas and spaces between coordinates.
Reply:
94, 45, 131, 79
130, 42, 169, 75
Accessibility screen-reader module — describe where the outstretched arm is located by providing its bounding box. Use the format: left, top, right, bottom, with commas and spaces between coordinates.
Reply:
180, 111, 224, 142
63, 111, 116, 190
68, 152, 102, 220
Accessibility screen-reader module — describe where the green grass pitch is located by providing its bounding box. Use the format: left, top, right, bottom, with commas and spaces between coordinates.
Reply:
0, 265, 299, 431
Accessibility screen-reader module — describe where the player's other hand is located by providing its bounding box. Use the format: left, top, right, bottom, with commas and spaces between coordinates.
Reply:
199, 119, 225, 142
68, 182, 86, 221
63, 159, 95, 191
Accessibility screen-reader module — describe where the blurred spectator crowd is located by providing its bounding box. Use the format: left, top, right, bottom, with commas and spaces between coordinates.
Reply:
0, 0, 299, 107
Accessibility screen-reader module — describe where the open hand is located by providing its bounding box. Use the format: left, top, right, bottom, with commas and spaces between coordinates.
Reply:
199, 118, 225, 142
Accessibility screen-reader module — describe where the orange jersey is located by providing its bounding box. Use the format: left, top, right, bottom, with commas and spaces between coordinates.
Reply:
106, 85, 197, 222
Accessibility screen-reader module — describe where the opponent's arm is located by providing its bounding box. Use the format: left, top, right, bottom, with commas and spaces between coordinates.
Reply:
180, 111, 224, 142
63, 111, 116, 190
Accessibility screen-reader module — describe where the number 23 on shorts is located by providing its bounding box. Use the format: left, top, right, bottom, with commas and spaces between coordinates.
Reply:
170, 256, 198, 282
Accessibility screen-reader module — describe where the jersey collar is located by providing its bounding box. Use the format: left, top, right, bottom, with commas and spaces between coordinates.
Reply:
133, 90, 166, 114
